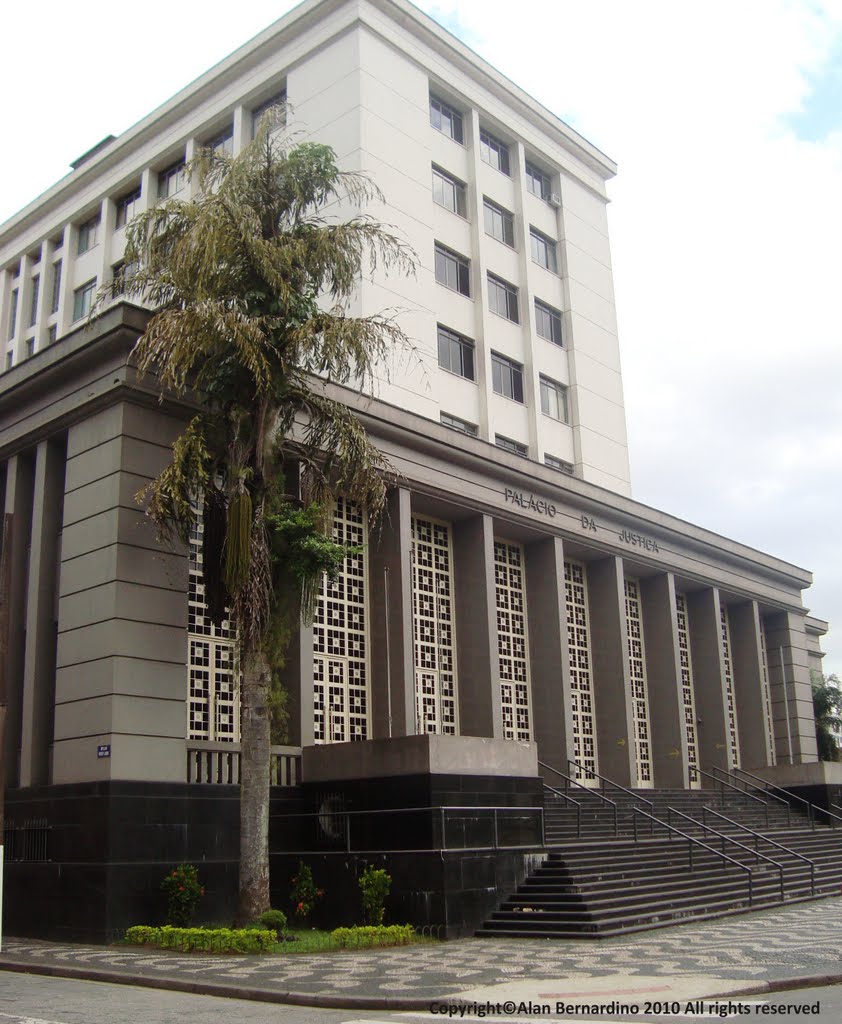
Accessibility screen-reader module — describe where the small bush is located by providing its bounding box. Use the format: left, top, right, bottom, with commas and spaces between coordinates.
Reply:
330, 924, 415, 949
359, 866, 391, 926
125, 925, 276, 954
160, 864, 204, 927
290, 861, 324, 924
258, 909, 287, 934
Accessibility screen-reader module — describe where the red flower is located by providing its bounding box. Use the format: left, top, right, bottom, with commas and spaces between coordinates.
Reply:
178, 886, 185, 891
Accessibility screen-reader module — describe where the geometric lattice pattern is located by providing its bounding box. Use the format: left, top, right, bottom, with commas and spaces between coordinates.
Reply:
675, 592, 700, 788
759, 617, 776, 766
313, 498, 369, 744
411, 516, 458, 735
564, 560, 598, 784
494, 540, 531, 741
720, 604, 741, 768
187, 509, 239, 742
624, 578, 653, 787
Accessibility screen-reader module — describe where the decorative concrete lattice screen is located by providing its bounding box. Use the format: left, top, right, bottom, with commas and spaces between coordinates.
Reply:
188, 512, 239, 742
720, 605, 741, 767
564, 560, 598, 784
411, 516, 458, 735
494, 540, 532, 741
624, 578, 653, 787
313, 498, 370, 743
675, 592, 700, 787
759, 619, 776, 766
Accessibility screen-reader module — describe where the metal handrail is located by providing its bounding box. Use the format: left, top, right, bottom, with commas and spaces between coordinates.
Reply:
632, 808, 755, 905
542, 783, 582, 839
692, 765, 771, 822
665, 807, 784, 903
702, 806, 816, 896
567, 758, 655, 822
269, 803, 545, 853
540, 761, 619, 835
729, 767, 808, 829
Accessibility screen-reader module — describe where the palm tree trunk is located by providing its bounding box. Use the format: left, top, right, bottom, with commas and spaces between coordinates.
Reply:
236, 648, 272, 925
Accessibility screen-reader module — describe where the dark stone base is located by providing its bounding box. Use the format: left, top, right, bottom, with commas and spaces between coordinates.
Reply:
2, 772, 542, 941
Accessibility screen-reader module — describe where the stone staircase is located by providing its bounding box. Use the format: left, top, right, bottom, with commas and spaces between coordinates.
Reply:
477, 776, 842, 939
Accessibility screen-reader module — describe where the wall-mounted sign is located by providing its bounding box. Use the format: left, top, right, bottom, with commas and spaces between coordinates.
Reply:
618, 528, 660, 553
97, 744, 111, 759
504, 488, 557, 518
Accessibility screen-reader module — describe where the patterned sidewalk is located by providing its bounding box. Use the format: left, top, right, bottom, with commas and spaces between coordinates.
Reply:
2, 900, 842, 1008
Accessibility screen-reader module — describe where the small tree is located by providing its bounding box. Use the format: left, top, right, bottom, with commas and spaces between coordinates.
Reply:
359, 865, 391, 925
115, 108, 414, 924
812, 673, 842, 762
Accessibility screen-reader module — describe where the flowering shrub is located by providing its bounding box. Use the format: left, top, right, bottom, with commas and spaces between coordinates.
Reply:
359, 866, 391, 925
290, 861, 324, 923
160, 864, 204, 927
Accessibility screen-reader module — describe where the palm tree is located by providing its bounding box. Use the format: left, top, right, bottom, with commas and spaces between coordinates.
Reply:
113, 110, 414, 923
812, 673, 842, 762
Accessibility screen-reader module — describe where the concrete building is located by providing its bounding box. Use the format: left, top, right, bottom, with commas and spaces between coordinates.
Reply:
0, 0, 831, 939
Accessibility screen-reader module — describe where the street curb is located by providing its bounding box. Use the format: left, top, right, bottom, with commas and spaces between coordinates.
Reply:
2, 956, 842, 1009
0, 958, 434, 1009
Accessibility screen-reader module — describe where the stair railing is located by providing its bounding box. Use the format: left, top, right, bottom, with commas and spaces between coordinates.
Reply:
665, 807, 785, 904
541, 783, 582, 839
691, 766, 773, 825
702, 806, 816, 897
539, 761, 619, 836
632, 807, 755, 905
728, 767, 809, 829
733, 767, 842, 831
567, 758, 655, 834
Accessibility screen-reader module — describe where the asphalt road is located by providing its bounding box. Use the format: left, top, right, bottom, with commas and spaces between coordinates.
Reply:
1, 974, 841, 1024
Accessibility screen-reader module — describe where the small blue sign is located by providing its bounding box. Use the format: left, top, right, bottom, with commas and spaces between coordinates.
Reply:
97, 744, 111, 758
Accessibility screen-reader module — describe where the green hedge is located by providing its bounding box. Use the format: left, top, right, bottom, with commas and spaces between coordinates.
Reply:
125, 925, 277, 953
330, 924, 415, 948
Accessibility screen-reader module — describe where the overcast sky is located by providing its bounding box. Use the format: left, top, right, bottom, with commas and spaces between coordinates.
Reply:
2, 0, 841, 669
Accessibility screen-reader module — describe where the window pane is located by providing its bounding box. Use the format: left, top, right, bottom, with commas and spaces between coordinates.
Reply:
430, 95, 463, 143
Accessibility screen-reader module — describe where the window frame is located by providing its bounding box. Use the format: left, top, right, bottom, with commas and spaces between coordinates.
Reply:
483, 197, 515, 247
479, 128, 511, 175
487, 272, 519, 323
437, 324, 475, 381
8, 288, 18, 339
251, 90, 287, 137
115, 186, 142, 228
491, 351, 525, 404
534, 298, 563, 346
441, 412, 479, 436
77, 214, 100, 255
530, 227, 559, 273
545, 454, 574, 475
434, 243, 471, 297
429, 93, 464, 144
432, 165, 467, 218
158, 160, 186, 200
495, 434, 528, 457
72, 278, 97, 323
525, 160, 551, 200
50, 260, 62, 315
539, 375, 569, 423
29, 274, 39, 327
206, 125, 234, 157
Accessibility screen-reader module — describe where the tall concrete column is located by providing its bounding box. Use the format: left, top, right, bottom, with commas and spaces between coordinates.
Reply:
587, 556, 635, 786
687, 588, 731, 772
729, 601, 773, 770
369, 487, 414, 738
2, 454, 35, 787
19, 438, 67, 786
52, 402, 189, 784
639, 573, 687, 788
452, 514, 500, 739
764, 610, 816, 764
525, 536, 571, 773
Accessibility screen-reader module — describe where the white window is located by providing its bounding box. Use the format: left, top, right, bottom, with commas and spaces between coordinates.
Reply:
480, 128, 510, 175
487, 273, 519, 322
530, 228, 558, 272
29, 275, 39, 327
441, 412, 478, 436
77, 215, 100, 254
495, 434, 528, 457
545, 454, 574, 475
207, 126, 234, 157
50, 261, 62, 314
8, 288, 18, 339
429, 94, 463, 144
540, 376, 568, 422
492, 352, 524, 403
251, 91, 286, 136
483, 198, 514, 246
525, 160, 551, 200
435, 243, 471, 296
535, 299, 563, 346
432, 166, 466, 217
72, 279, 96, 322
158, 160, 186, 199
437, 325, 475, 380
115, 186, 142, 228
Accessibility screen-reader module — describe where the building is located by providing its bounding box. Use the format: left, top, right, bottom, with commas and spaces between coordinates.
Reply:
0, 0, 833, 940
